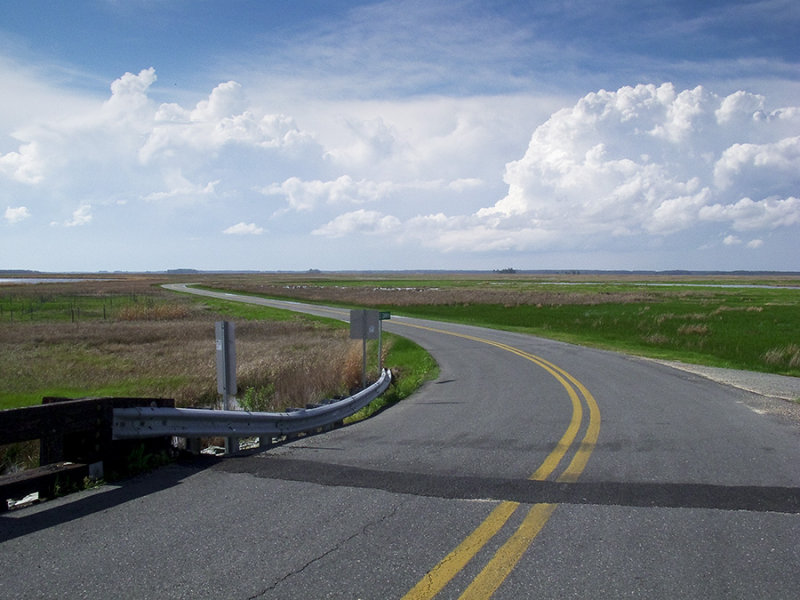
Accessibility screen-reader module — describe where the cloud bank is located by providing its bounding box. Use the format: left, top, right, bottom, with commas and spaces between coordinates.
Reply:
1, 70, 797, 270
479, 84, 799, 241
314, 83, 797, 255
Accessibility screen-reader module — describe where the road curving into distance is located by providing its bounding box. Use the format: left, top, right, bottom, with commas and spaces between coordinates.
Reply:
2, 284, 799, 599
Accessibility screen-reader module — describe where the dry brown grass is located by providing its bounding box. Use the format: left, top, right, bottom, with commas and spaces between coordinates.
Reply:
677, 323, 710, 335
762, 344, 800, 369
1, 276, 369, 411
233, 321, 364, 410
0, 318, 364, 410
116, 303, 193, 321
643, 333, 671, 345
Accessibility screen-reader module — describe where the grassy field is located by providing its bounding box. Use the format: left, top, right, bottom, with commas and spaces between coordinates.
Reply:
2, 272, 798, 416
192, 272, 800, 377
0, 276, 433, 412
3, 271, 794, 477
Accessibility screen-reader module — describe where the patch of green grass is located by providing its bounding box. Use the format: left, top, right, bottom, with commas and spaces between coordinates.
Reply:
0, 395, 43, 410
0, 291, 174, 323
396, 289, 800, 376
179, 288, 344, 328
0, 378, 193, 411
185, 294, 299, 321
346, 334, 439, 423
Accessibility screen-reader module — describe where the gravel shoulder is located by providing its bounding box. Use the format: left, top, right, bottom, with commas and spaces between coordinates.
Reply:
642, 358, 800, 423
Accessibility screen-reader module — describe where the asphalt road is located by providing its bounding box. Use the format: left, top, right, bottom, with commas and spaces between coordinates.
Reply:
2, 285, 799, 599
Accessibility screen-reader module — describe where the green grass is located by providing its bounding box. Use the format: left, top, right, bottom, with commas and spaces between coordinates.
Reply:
345, 334, 439, 423
0, 292, 161, 323
395, 288, 800, 376
177, 292, 320, 323
1, 378, 194, 411
191, 276, 800, 377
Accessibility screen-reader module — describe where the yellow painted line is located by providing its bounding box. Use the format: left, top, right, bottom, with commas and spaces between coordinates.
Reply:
170, 290, 599, 600
555, 374, 600, 483
399, 323, 587, 483
487, 342, 601, 483
451, 351, 602, 598
395, 321, 600, 599
458, 503, 558, 600
401, 501, 520, 600
450, 345, 602, 597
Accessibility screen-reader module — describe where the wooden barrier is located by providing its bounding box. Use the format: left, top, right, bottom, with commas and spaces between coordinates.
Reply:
0, 462, 89, 508
1, 397, 174, 510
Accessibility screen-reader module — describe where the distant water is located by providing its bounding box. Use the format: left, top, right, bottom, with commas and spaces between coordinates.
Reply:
532, 281, 800, 290
0, 278, 106, 284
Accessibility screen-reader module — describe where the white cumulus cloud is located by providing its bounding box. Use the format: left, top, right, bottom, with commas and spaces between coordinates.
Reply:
723, 234, 741, 245
4, 206, 31, 223
223, 222, 264, 235
312, 209, 401, 238
265, 175, 483, 214
144, 170, 220, 204
0, 142, 44, 184
140, 81, 316, 164
264, 175, 395, 212
64, 204, 92, 227
411, 83, 800, 252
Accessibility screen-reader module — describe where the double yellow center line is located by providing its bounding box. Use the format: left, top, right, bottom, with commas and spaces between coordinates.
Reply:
397, 323, 601, 599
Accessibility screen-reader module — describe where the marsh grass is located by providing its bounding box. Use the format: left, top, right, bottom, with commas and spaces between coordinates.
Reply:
398, 300, 800, 375
345, 334, 438, 423
762, 344, 800, 370
193, 273, 800, 377
0, 440, 38, 475
0, 318, 366, 411
0, 277, 371, 411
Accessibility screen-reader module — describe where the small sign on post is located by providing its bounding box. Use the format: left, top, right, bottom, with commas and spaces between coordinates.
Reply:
350, 309, 380, 389
215, 321, 237, 454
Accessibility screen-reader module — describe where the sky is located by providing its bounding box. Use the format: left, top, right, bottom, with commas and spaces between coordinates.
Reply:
1, 0, 798, 272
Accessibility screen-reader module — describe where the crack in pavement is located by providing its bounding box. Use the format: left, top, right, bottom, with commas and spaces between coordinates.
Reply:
247, 498, 408, 599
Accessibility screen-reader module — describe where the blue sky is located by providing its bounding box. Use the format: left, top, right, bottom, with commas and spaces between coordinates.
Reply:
1, 0, 798, 272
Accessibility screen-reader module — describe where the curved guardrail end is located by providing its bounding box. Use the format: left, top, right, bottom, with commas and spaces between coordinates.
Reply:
112, 368, 394, 442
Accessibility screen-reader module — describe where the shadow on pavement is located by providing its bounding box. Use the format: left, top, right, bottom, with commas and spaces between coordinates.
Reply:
0, 457, 217, 543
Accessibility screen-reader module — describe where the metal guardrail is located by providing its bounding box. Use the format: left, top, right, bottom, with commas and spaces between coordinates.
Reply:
112, 369, 392, 440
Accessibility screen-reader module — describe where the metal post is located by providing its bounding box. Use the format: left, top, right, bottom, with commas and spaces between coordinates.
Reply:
378, 312, 390, 373
215, 321, 237, 455
350, 309, 380, 391
361, 311, 368, 390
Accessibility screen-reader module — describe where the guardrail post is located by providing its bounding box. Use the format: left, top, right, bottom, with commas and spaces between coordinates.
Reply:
215, 321, 238, 455
186, 437, 202, 455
